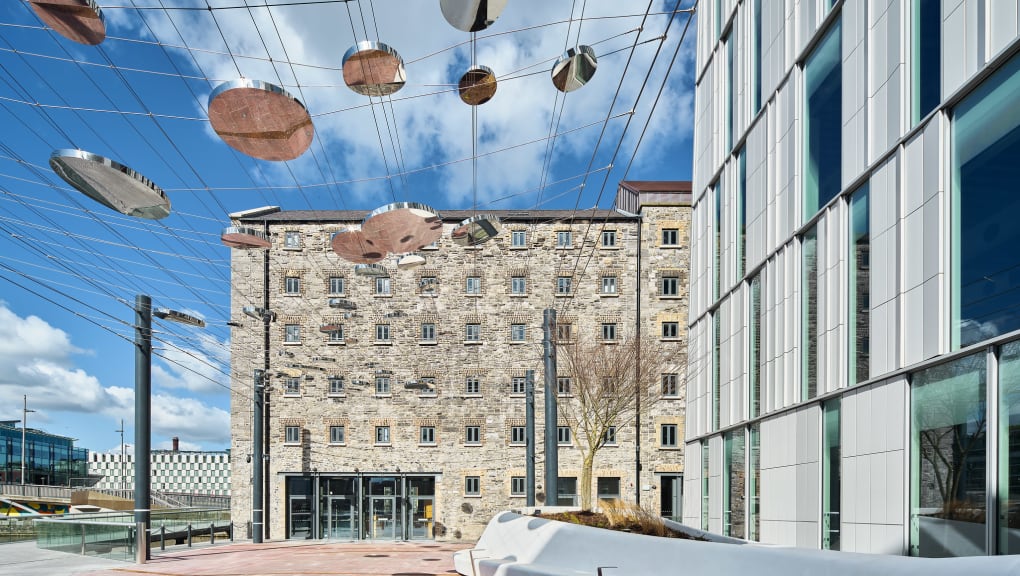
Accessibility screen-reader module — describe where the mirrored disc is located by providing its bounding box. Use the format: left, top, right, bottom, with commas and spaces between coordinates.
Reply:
49, 149, 170, 219
331, 229, 385, 264
551, 45, 598, 93
342, 41, 407, 97
354, 263, 389, 277
361, 202, 443, 254
208, 79, 314, 161
451, 214, 501, 246
397, 254, 426, 270
458, 65, 497, 105
30, 0, 105, 46
320, 321, 343, 333
440, 0, 509, 32
221, 226, 271, 249
327, 298, 357, 310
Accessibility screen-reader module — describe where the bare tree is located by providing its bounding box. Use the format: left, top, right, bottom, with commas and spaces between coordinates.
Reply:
557, 333, 676, 510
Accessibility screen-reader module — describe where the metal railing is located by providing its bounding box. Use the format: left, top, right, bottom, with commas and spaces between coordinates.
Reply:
0, 483, 73, 500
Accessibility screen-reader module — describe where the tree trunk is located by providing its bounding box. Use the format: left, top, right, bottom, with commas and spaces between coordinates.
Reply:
580, 451, 596, 511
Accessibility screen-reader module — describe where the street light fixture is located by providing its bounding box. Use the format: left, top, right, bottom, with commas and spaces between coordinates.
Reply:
134, 294, 204, 562
21, 395, 35, 486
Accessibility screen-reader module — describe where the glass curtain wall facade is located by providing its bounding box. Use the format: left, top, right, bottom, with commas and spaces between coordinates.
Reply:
0, 423, 88, 485
688, 0, 1020, 557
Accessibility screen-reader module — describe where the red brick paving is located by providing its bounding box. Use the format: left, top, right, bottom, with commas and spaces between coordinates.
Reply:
81, 540, 473, 576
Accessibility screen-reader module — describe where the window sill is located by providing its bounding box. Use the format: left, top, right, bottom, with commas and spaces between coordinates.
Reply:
509, 340, 527, 345
660, 337, 682, 343
464, 293, 482, 297
462, 394, 483, 399
603, 443, 619, 448
463, 443, 483, 448
658, 244, 681, 249
659, 446, 681, 451
373, 341, 393, 346
328, 442, 346, 447
418, 340, 438, 346
509, 293, 528, 297
600, 293, 620, 298
600, 246, 621, 250
418, 393, 438, 399
508, 443, 525, 448
463, 340, 483, 345
374, 443, 392, 447
327, 394, 347, 399
374, 294, 393, 298
374, 394, 392, 399
509, 246, 528, 250
283, 393, 301, 398
464, 494, 482, 498
328, 293, 346, 298
557, 443, 572, 448
555, 246, 574, 250
509, 393, 525, 398
283, 293, 301, 297
419, 442, 437, 447
659, 295, 682, 299
599, 340, 619, 345
283, 341, 302, 346
554, 293, 573, 298
661, 395, 681, 400
283, 442, 300, 447
282, 247, 303, 251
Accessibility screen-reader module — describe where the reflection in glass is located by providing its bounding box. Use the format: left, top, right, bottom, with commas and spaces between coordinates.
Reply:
803, 18, 842, 220
822, 400, 841, 550
749, 275, 762, 418
913, 0, 941, 124
342, 41, 407, 97
702, 441, 710, 531
713, 313, 721, 430
802, 226, 818, 400
748, 423, 761, 541
724, 429, 746, 538
910, 353, 987, 556
999, 342, 1020, 554
551, 46, 597, 93
952, 52, 1020, 349
850, 185, 870, 385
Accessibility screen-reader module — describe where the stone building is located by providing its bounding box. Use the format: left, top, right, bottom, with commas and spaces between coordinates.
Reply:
228, 181, 690, 542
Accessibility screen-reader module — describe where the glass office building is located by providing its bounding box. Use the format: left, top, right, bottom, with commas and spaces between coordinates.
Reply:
687, 0, 1020, 557
0, 421, 88, 486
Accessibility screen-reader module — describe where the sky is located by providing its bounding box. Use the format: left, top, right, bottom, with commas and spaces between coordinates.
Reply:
0, 0, 698, 456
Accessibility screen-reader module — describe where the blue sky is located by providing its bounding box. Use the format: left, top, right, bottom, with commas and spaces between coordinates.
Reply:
0, 0, 697, 454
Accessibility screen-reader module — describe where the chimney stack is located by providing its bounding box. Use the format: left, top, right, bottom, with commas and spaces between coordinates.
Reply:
172, 436, 179, 452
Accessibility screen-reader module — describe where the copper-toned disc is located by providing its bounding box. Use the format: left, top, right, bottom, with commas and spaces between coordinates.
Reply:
331, 229, 386, 264
458, 65, 497, 106
50, 149, 170, 219
451, 214, 501, 246
354, 263, 389, 277
440, 0, 509, 32
342, 41, 407, 97
208, 79, 314, 161
361, 202, 443, 255
551, 46, 598, 93
30, 0, 105, 45
397, 254, 426, 270
221, 226, 271, 249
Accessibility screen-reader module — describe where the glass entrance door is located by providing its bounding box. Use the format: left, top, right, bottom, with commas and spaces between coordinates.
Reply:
326, 496, 355, 540
409, 496, 433, 539
289, 496, 312, 539
369, 496, 396, 539
660, 475, 682, 523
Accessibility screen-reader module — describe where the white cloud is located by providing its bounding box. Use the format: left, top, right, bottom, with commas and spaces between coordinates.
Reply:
152, 332, 231, 393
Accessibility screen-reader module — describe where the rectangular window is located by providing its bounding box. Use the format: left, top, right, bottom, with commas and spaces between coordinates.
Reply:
738, 147, 747, 279
999, 341, 1020, 553
284, 231, 301, 249
511, 230, 527, 247
511, 324, 526, 342
419, 276, 438, 295
822, 400, 841, 550
661, 275, 679, 296
557, 377, 572, 396
753, 0, 762, 113
603, 426, 617, 446
465, 476, 480, 496
660, 424, 678, 448
375, 426, 391, 444
285, 324, 301, 343
662, 322, 680, 339
714, 180, 722, 300
465, 426, 481, 445
465, 323, 481, 342
601, 230, 616, 247
465, 376, 480, 395
661, 228, 679, 246
749, 423, 761, 541
510, 426, 526, 445
556, 276, 572, 295
329, 425, 345, 444
802, 226, 818, 400
557, 477, 578, 506
556, 322, 573, 342
749, 275, 762, 418
661, 373, 679, 397
285, 276, 301, 294
420, 426, 435, 445
375, 324, 390, 342
420, 323, 436, 342
601, 322, 617, 341
850, 186, 870, 385
702, 442, 710, 531
597, 477, 621, 502
724, 430, 746, 538
465, 276, 481, 294
511, 276, 527, 295
952, 51, 1020, 348
328, 276, 344, 294
557, 426, 572, 445
375, 277, 391, 295
601, 276, 617, 294
511, 377, 526, 394
328, 377, 344, 395
726, 31, 734, 151
285, 377, 300, 395
913, 0, 941, 124
511, 476, 526, 496
713, 314, 721, 430
285, 426, 300, 444
910, 353, 986, 557
375, 377, 391, 395
556, 230, 573, 248
804, 18, 843, 220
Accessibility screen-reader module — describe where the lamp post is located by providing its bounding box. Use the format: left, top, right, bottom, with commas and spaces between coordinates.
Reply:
135, 295, 204, 562
21, 395, 35, 485
243, 305, 273, 544
115, 419, 124, 491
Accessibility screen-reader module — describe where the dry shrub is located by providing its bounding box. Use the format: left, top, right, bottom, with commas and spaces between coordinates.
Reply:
601, 500, 670, 537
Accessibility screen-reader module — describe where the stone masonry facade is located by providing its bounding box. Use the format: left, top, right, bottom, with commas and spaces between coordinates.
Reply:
228, 182, 691, 542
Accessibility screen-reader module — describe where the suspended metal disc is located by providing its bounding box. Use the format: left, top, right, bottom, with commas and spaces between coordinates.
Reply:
221, 226, 271, 249
397, 253, 426, 270
320, 321, 343, 333
458, 65, 497, 106
49, 149, 170, 219
354, 263, 389, 277
30, 0, 105, 46
440, 0, 509, 32
451, 214, 501, 246
342, 41, 407, 97
551, 45, 598, 93
208, 79, 314, 161
327, 298, 357, 310
331, 229, 385, 264
361, 202, 443, 255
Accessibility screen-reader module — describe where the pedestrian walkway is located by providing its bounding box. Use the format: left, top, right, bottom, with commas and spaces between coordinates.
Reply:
0, 539, 472, 576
